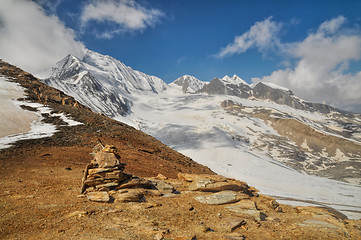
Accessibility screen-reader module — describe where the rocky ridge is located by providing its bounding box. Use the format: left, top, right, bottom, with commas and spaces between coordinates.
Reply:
198, 78, 336, 114
221, 99, 361, 184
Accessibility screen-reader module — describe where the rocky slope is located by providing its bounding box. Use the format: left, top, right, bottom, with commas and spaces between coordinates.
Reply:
221, 99, 361, 185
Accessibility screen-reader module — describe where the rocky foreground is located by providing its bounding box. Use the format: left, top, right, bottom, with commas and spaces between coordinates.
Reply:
1, 161, 361, 239
0, 60, 361, 239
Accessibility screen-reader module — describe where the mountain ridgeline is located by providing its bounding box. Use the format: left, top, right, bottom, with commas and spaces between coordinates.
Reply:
44, 50, 338, 118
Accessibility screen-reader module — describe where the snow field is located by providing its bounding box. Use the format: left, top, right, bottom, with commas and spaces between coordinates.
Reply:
120, 88, 361, 219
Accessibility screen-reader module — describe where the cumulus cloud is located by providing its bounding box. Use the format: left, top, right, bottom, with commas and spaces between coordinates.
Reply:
216, 17, 282, 58
0, 0, 86, 77
80, 0, 164, 38
252, 16, 361, 112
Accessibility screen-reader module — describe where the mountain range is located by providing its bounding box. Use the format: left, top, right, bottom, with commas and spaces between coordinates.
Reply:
41, 50, 361, 219
1, 55, 361, 238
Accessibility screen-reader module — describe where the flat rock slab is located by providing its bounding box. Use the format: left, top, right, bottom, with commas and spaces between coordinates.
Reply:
190, 181, 250, 193
178, 173, 227, 182
195, 191, 239, 205
117, 178, 154, 189
86, 191, 110, 202
222, 218, 247, 232
225, 200, 256, 211
114, 189, 145, 202
95, 182, 119, 190
297, 220, 342, 230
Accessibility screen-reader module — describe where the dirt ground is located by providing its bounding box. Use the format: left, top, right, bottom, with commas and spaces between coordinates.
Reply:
1, 153, 361, 239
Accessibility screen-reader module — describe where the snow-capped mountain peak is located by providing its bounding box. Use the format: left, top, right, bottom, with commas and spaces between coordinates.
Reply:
171, 75, 206, 93
221, 74, 248, 86
232, 74, 249, 85
44, 49, 168, 117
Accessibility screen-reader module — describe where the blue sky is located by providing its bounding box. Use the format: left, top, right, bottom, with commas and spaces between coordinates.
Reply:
1, 0, 361, 112
51, 0, 361, 83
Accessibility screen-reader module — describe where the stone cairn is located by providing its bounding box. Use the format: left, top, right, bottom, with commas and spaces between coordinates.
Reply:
81, 140, 132, 194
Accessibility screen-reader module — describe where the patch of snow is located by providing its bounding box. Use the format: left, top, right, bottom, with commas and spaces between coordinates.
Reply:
0, 77, 38, 137
334, 149, 349, 162
0, 77, 82, 149
301, 140, 312, 151
261, 82, 290, 91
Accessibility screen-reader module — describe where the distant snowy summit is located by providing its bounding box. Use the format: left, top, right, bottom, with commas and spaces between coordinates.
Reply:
221, 75, 249, 86
170, 75, 207, 93
44, 50, 167, 117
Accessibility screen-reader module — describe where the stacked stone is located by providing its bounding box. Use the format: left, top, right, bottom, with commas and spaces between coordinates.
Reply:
81, 142, 131, 193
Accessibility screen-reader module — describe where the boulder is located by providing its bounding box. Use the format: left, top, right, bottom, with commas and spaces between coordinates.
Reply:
195, 191, 239, 205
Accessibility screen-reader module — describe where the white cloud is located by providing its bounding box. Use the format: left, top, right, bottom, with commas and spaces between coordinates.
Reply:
318, 15, 346, 35
252, 16, 361, 112
80, 0, 164, 38
0, 0, 86, 77
216, 17, 282, 58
